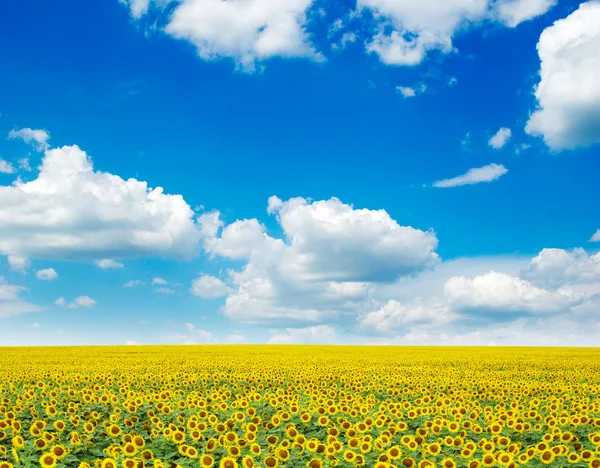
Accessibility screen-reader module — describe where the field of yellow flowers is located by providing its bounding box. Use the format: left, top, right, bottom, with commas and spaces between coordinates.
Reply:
1, 346, 600, 468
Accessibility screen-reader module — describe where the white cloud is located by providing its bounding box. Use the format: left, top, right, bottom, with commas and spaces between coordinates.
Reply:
54, 297, 66, 306
0, 276, 41, 318
358, 299, 455, 334
200, 218, 266, 259
525, 1, 600, 150
124, 339, 140, 345
359, 0, 555, 66
396, 86, 416, 98
433, 163, 508, 188
166, 323, 217, 344
8, 255, 29, 273
94, 259, 124, 269
203, 196, 438, 324
18, 158, 31, 172
488, 127, 512, 149
396, 83, 426, 98
448, 76, 458, 87
491, 0, 557, 28
190, 275, 232, 298
36, 268, 58, 281
124, 280, 145, 287
522, 248, 600, 287
69, 296, 96, 308
224, 334, 247, 344
591, 229, 600, 242
28, 322, 40, 328
356, 315, 600, 347
130, 0, 322, 71
0, 158, 15, 174
461, 132, 472, 151
0, 142, 200, 260
331, 32, 357, 51
155, 287, 176, 294
152, 277, 167, 285
444, 271, 584, 314
268, 325, 337, 344
121, 0, 151, 19
8, 128, 51, 152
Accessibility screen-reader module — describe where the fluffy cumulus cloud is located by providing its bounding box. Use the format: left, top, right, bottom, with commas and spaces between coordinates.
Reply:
200, 218, 266, 260
358, 299, 455, 334
36, 268, 58, 281
0, 141, 200, 260
68, 296, 97, 308
591, 229, 600, 242
268, 325, 337, 344
8, 128, 50, 151
359, 0, 555, 66
433, 163, 508, 188
0, 276, 41, 318
199, 196, 439, 324
7, 255, 29, 273
522, 248, 600, 287
126, 0, 321, 71
488, 127, 512, 149
124, 0, 556, 70
491, 0, 557, 28
152, 277, 168, 285
190, 275, 232, 298
444, 271, 584, 314
94, 259, 124, 269
525, 1, 600, 150
0, 158, 15, 174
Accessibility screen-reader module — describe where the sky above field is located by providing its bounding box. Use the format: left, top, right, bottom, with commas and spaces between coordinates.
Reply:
0, 0, 599, 346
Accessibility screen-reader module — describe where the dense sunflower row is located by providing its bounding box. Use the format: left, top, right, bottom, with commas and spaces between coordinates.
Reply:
1, 346, 600, 468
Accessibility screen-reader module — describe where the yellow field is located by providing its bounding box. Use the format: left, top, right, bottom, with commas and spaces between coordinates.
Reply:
1, 346, 600, 468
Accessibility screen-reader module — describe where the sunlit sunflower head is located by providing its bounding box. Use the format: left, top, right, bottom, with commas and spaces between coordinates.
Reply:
101, 459, 118, 468
39, 453, 57, 468
250, 443, 262, 456
228, 445, 241, 458
200, 454, 215, 467
220, 457, 239, 468
123, 443, 137, 456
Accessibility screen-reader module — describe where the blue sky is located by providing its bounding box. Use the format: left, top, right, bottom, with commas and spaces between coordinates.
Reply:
0, 0, 598, 346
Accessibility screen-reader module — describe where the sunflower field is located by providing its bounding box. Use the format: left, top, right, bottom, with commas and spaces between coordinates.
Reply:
1, 346, 600, 468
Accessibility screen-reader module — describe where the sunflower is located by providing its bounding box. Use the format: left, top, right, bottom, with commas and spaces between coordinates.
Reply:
427, 443, 441, 456
200, 454, 215, 467
539, 450, 555, 465
441, 458, 457, 468
51, 445, 68, 459
220, 457, 239, 468
228, 445, 241, 458
101, 459, 118, 468
306, 459, 322, 468
39, 453, 57, 468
